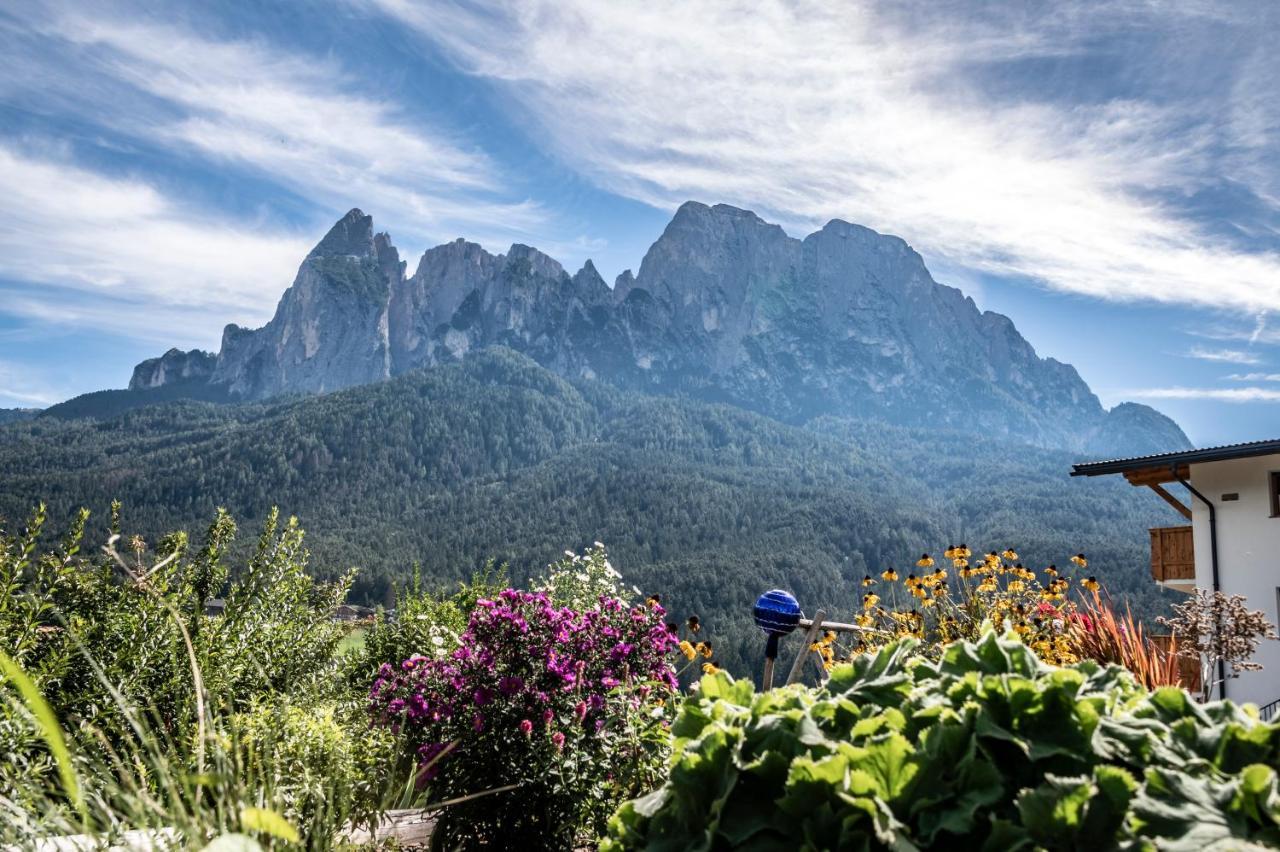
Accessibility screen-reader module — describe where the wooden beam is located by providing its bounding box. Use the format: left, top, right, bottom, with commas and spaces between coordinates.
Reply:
1123, 464, 1190, 487
1148, 483, 1192, 520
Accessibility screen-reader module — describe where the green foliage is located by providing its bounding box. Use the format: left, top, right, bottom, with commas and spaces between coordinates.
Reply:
230, 700, 399, 840
0, 506, 354, 804
0, 507, 421, 848
0, 349, 1184, 677
604, 631, 1280, 850
342, 562, 506, 690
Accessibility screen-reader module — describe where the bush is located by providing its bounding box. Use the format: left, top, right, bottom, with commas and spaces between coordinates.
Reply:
369, 547, 679, 849
0, 503, 362, 837
230, 700, 399, 839
605, 631, 1280, 850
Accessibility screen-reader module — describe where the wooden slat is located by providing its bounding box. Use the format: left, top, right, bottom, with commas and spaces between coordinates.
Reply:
1124, 464, 1190, 487
1148, 483, 1192, 520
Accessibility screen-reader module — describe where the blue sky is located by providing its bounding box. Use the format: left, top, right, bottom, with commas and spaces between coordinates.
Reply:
1, 0, 1278, 449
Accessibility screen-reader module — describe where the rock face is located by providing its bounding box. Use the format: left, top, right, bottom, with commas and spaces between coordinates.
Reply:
132, 203, 1192, 454
129, 348, 216, 390
210, 210, 398, 399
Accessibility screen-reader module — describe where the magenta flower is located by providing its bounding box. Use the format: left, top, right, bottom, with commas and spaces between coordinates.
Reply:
519, 719, 533, 735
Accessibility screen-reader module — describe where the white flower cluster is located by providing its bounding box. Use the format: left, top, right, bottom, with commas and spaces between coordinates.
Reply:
535, 542, 632, 610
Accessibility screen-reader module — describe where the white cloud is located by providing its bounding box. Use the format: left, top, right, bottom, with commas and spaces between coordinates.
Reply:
1227, 372, 1280, 382
0, 143, 310, 343
44, 13, 546, 247
1129, 386, 1280, 403
1186, 346, 1262, 365
377, 0, 1280, 313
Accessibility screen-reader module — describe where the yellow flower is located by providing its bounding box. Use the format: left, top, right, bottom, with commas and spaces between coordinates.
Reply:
1044, 565, 1058, 577
978, 579, 998, 593
932, 583, 948, 597
699, 642, 714, 659
917, 554, 935, 568
881, 569, 899, 582
921, 598, 936, 608
953, 557, 969, 569
1071, 554, 1088, 568
944, 545, 958, 559
855, 613, 873, 628
911, 586, 927, 599
862, 575, 876, 587
958, 545, 971, 558
1002, 548, 1018, 561
1082, 576, 1100, 592
679, 640, 696, 660
863, 593, 880, 610
702, 662, 719, 676
1007, 580, 1026, 593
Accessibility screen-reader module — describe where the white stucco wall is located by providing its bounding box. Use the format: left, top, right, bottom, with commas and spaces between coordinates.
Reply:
1189, 453, 1280, 707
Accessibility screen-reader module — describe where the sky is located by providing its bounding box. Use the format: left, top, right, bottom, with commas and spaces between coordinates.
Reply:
1, 0, 1278, 448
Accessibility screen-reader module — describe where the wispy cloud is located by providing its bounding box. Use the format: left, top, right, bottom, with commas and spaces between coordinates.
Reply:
1186, 346, 1262, 365
1226, 372, 1280, 382
376, 0, 1280, 313
41, 12, 546, 246
0, 143, 310, 341
1129, 386, 1280, 403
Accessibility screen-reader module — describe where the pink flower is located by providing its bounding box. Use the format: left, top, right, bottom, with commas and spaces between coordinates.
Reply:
551, 731, 565, 750
519, 719, 533, 735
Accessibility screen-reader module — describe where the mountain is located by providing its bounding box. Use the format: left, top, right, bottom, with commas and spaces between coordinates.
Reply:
126, 204, 1189, 457
0, 349, 1186, 675
0, 408, 38, 425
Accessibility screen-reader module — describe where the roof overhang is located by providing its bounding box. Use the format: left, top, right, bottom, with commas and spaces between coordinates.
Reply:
1071, 439, 1280, 479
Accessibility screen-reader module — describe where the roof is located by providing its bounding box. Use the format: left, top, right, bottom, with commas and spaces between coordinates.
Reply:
1071, 438, 1280, 477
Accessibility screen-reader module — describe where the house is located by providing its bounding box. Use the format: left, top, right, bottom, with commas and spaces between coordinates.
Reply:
1072, 439, 1280, 709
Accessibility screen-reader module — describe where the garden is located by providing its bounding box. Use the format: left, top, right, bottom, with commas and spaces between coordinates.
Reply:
1, 505, 1277, 849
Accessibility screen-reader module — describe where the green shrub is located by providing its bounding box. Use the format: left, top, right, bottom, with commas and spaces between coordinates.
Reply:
0, 503, 357, 820
230, 700, 399, 840
604, 631, 1280, 850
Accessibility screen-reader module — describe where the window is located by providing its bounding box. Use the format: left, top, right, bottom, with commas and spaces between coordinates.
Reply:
1271, 471, 1280, 517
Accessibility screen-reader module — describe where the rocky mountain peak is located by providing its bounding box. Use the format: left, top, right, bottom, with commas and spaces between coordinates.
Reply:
572, 260, 610, 303
504, 243, 566, 280
129, 204, 1192, 455
308, 208, 376, 259
129, 348, 216, 390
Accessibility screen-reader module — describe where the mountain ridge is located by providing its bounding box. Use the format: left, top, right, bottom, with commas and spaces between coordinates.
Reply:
125, 202, 1190, 457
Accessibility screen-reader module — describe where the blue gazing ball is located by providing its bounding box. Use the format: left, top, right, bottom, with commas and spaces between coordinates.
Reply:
753, 589, 801, 635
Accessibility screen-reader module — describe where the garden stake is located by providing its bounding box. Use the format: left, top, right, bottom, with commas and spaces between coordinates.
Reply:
786, 609, 826, 686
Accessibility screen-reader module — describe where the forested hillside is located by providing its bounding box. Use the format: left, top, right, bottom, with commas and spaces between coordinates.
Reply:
0, 348, 1183, 673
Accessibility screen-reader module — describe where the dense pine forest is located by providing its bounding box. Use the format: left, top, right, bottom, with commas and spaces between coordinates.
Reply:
0, 348, 1182, 673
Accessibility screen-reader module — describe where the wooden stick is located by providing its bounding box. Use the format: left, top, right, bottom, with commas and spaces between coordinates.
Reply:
762, 656, 776, 691
799, 618, 869, 634
786, 609, 826, 686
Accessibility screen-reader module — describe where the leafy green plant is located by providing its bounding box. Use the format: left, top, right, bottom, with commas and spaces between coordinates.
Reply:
604, 631, 1280, 850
